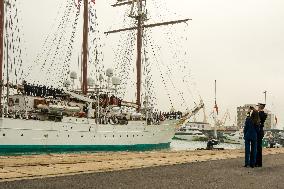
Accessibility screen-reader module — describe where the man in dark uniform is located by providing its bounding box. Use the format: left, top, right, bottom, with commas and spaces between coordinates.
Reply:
27, 83, 31, 96
256, 103, 267, 167
243, 108, 259, 168
42, 85, 47, 97
23, 80, 27, 95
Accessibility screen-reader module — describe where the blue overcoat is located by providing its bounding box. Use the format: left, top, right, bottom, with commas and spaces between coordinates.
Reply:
243, 117, 258, 140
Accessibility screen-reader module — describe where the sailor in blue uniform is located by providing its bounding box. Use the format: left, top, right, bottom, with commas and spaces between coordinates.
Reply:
256, 103, 267, 167
243, 108, 259, 168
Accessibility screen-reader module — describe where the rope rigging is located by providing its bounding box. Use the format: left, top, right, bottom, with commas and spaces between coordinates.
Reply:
43, 1, 76, 85
110, 9, 136, 99
1, 0, 197, 115
56, 2, 83, 87
88, 4, 105, 86
3, 0, 26, 86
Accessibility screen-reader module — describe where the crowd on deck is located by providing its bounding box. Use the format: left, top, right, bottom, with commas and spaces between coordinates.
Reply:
162, 111, 183, 119
5, 81, 184, 125
22, 81, 63, 98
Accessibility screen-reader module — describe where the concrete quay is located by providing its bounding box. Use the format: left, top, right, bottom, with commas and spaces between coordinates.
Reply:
0, 148, 283, 188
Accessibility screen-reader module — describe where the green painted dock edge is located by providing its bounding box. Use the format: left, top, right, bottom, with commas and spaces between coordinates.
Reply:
0, 143, 171, 155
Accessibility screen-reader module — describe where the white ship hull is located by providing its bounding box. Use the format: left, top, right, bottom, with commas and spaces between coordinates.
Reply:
0, 117, 177, 152
174, 128, 207, 141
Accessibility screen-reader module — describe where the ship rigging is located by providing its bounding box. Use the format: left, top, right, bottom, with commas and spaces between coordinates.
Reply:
0, 0, 193, 152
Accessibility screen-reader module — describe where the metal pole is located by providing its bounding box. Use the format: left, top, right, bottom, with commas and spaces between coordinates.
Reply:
214, 80, 217, 139
214, 80, 217, 106
97, 84, 100, 124
6, 31, 8, 115
0, 0, 4, 117
263, 90, 267, 104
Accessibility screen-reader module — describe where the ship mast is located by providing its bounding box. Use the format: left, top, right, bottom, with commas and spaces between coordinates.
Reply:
0, 0, 4, 117
106, 0, 191, 112
136, 0, 143, 112
82, 0, 89, 95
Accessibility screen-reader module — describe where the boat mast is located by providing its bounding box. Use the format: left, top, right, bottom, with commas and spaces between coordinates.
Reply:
82, 0, 89, 95
136, 0, 143, 112
106, 0, 191, 112
0, 0, 4, 117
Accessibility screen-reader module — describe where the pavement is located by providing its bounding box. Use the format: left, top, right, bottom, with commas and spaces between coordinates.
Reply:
0, 153, 283, 189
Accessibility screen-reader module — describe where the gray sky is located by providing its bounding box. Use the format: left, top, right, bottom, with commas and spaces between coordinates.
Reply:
14, 0, 284, 128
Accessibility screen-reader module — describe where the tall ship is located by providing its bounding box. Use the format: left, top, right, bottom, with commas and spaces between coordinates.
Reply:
0, 0, 190, 152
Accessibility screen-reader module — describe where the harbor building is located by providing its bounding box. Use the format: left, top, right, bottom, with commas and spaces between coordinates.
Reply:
237, 104, 274, 129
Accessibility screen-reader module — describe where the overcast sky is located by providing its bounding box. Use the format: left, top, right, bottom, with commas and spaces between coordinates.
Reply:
13, 0, 284, 128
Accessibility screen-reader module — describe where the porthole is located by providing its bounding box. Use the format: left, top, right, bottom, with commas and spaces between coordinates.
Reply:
81, 135, 83, 138
113, 135, 115, 138
133, 135, 135, 137
120, 135, 122, 137
105, 136, 107, 138
68, 135, 70, 138
127, 135, 128, 137
3, 133, 5, 136
21, 134, 24, 136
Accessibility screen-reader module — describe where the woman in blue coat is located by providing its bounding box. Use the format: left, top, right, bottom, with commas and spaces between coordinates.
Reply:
243, 108, 259, 168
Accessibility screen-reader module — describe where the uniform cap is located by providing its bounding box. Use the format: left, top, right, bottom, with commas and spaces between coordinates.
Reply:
257, 103, 266, 107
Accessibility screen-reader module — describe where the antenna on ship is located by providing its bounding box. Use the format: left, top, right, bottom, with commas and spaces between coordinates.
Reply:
105, 0, 191, 112
263, 90, 267, 104
0, 0, 4, 117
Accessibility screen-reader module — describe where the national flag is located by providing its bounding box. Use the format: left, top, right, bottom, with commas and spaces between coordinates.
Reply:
214, 103, 219, 115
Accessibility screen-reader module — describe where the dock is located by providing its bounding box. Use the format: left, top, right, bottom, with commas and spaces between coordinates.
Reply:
0, 148, 283, 187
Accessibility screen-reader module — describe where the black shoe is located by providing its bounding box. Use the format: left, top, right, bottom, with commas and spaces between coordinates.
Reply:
250, 165, 255, 168
243, 165, 249, 168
